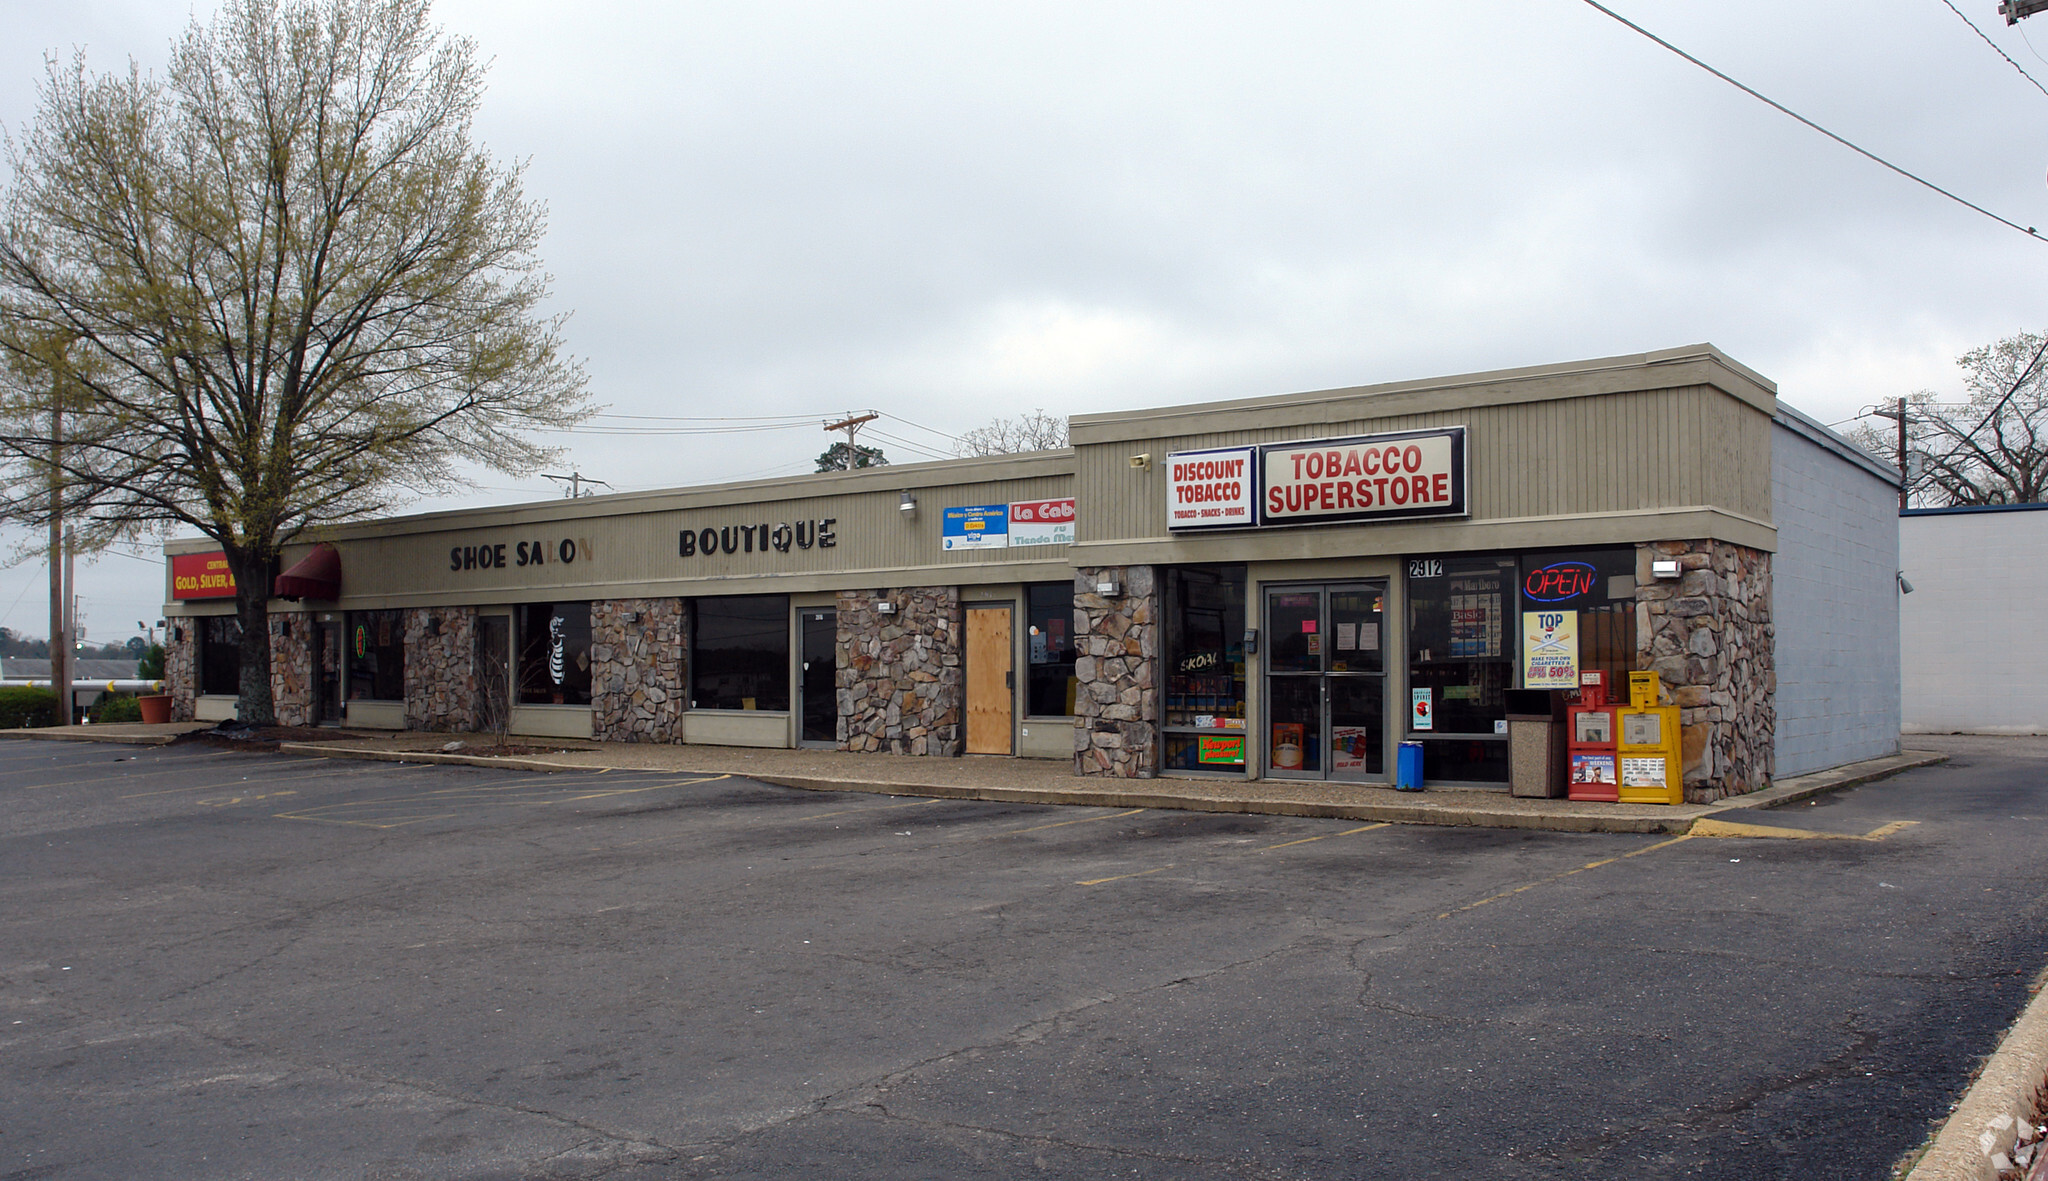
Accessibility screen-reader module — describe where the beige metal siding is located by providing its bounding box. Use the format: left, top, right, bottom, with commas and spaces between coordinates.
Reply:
274, 463, 1078, 609
1077, 384, 1775, 560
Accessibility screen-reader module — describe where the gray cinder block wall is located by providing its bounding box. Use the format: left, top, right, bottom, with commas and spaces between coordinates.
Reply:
1769, 407, 1902, 776
1900, 504, 2048, 735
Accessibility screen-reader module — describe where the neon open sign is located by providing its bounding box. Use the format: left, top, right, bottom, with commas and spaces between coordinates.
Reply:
1523, 561, 1598, 603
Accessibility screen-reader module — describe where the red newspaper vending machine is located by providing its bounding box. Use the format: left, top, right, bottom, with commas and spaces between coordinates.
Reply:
1566, 672, 1619, 803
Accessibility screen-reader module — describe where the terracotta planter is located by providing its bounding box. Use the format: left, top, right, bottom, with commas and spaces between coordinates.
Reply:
137, 694, 173, 724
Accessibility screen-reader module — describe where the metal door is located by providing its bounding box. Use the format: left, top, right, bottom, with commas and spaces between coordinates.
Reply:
799, 608, 838, 747
312, 621, 343, 724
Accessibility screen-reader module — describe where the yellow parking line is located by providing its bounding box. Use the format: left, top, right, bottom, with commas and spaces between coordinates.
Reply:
1262, 822, 1391, 850
1688, 817, 1919, 841
1010, 807, 1146, 835
1439, 834, 1696, 920
1077, 865, 1174, 886
803, 797, 943, 821
275, 810, 459, 829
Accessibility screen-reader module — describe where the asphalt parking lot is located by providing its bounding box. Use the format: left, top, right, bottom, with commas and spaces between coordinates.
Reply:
1, 735, 2043, 1180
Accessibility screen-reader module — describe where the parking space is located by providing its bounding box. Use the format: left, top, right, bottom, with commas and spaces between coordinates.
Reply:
0, 737, 2039, 1180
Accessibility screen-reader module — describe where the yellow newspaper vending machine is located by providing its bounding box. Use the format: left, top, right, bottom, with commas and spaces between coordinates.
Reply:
1615, 671, 1683, 805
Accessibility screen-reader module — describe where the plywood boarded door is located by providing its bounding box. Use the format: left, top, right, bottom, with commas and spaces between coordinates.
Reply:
966, 605, 1014, 755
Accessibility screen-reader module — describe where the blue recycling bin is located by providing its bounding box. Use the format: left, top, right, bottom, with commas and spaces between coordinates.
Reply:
1395, 741, 1425, 791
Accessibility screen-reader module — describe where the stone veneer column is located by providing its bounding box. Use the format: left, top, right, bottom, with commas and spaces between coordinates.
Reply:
404, 606, 478, 732
835, 588, 961, 756
267, 613, 313, 727
166, 620, 198, 722
591, 598, 684, 743
1073, 566, 1157, 778
1636, 540, 1775, 802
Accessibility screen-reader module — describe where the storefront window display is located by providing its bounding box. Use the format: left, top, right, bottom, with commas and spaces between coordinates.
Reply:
345, 609, 405, 701
199, 615, 242, 696
1025, 582, 1077, 716
692, 595, 790, 711
1517, 548, 1637, 690
1406, 547, 1643, 783
1407, 555, 1517, 782
517, 602, 592, 706
1161, 565, 1249, 774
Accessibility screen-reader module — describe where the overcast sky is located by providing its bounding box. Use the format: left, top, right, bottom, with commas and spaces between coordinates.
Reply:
2, 0, 2045, 647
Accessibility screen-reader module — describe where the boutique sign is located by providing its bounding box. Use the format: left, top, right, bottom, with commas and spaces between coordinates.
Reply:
1165, 426, 1467, 531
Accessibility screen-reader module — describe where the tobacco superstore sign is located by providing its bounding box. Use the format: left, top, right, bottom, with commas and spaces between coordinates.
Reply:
1165, 426, 1467, 531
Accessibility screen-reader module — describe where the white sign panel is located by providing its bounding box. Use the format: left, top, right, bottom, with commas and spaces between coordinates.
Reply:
1260, 427, 1466, 525
1009, 498, 1075, 547
1165, 446, 1257, 531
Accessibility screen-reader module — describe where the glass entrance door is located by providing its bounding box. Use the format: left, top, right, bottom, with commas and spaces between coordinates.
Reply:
1263, 582, 1388, 780
799, 608, 838, 747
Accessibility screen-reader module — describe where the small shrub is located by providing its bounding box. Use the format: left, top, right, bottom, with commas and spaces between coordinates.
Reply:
0, 686, 59, 729
91, 694, 142, 724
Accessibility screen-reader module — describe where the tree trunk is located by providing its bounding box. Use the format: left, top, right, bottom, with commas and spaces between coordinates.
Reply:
228, 549, 276, 725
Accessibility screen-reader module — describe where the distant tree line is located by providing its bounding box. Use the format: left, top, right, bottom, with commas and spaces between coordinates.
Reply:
0, 627, 146, 660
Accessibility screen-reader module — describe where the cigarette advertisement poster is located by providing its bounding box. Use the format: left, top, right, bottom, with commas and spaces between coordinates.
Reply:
1521, 610, 1579, 689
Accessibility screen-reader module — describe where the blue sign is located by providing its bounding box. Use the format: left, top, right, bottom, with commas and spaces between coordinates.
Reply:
942, 504, 1009, 551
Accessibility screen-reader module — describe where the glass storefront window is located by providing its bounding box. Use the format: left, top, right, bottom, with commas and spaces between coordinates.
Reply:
200, 615, 242, 696
1517, 548, 1637, 690
1161, 565, 1248, 774
518, 602, 592, 706
692, 595, 790, 711
1407, 555, 1517, 783
345, 609, 405, 701
1025, 582, 1076, 716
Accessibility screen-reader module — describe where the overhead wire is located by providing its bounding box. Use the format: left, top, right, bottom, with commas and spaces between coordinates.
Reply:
1577, 0, 2048, 242
1934, 0, 2048, 100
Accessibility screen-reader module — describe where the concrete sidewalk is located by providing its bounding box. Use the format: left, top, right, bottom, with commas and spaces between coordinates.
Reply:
2, 721, 1943, 835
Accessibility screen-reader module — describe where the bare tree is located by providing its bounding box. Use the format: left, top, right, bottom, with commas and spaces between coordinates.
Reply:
0, 0, 592, 723
956, 409, 1068, 456
1852, 332, 2048, 507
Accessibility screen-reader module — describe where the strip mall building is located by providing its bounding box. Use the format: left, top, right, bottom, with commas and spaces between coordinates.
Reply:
160, 346, 1903, 802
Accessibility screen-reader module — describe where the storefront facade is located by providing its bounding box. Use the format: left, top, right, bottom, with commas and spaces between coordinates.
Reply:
161, 345, 1900, 803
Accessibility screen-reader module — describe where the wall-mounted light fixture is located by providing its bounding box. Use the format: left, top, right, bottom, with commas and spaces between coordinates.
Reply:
1650, 559, 1681, 580
899, 490, 917, 513
1127, 453, 1151, 471
1897, 571, 1915, 594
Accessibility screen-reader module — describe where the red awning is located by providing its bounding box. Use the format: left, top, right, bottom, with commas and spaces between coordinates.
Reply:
273, 543, 342, 600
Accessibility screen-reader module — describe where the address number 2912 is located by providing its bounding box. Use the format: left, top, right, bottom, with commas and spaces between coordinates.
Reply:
1407, 559, 1444, 579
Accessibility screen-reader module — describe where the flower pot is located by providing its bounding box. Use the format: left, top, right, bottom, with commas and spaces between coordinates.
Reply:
137, 694, 173, 724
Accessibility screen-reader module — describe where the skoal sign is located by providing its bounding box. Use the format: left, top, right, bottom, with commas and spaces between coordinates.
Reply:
1166, 426, 1467, 531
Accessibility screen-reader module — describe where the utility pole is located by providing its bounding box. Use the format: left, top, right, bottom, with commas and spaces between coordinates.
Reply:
47, 371, 68, 727
1871, 397, 1910, 510
540, 471, 610, 498
821, 411, 879, 470
2002, 0, 2048, 24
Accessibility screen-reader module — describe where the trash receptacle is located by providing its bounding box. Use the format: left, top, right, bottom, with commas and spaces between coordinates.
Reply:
1395, 741, 1425, 791
1503, 688, 1567, 799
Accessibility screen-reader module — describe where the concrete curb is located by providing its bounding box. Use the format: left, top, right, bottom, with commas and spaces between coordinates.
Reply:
1903, 977, 2048, 1181
0, 727, 187, 746
1699, 750, 1949, 817
741, 774, 1697, 833
276, 743, 606, 774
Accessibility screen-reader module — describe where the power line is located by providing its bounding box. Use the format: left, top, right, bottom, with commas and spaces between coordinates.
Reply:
1578, 0, 2047, 242
1936, 0, 2048, 99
